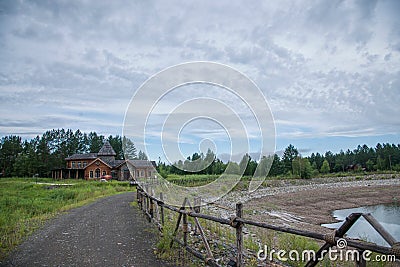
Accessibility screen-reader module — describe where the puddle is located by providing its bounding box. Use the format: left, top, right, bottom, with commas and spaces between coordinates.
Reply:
321, 204, 400, 246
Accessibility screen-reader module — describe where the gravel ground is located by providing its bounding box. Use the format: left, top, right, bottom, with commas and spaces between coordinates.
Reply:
1, 192, 177, 267
247, 183, 400, 233
219, 175, 400, 209
202, 175, 400, 241
198, 175, 400, 265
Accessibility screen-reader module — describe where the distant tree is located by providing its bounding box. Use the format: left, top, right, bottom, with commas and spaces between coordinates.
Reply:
324, 151, 335, 171
123, 137, 137, 159
225, 161, 240, 175
254, 155, 272, 177
204, 148, 216, 175
309, 152, 324, 170
108, 135, 123, 160
353, 144, 373, 168
13, 139, 37, 177
320, 159, 330, 174
282, 144, 299, 174
268, 154, 284, 176
172, 159, 185, 175
334, 150, 346, 172
366, 159, 375, 171
0, 135, 23, 177
137, 150, 148, 160
88, 132, 104, 153
191, 152, 201, 161
157, 161, 169, 178
375, 156, 386, 171
183, 152, 204, 173
245, 158, 258, 176
292, 157, 312, 179
239, 154, 250, 175
212, 158, 226, 175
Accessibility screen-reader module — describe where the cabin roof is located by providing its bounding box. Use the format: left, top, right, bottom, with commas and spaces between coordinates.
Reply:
97, 141, 117, 156
127, 160, 156, 168
65, 153, 98, 160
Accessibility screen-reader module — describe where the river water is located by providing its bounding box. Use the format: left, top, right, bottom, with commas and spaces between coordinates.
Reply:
321, 204, 400, 246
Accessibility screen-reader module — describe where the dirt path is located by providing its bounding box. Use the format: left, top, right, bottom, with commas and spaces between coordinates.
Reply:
1, 193, 176, 267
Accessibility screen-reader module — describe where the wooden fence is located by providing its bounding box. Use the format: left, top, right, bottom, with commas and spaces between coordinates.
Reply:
136, 186, 400, 267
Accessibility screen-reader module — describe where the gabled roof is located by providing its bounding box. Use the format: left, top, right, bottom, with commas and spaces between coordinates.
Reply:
85, 158, 113, 169
101, 157, 115, 167
127, 160, 156, 168
97, 141, 116, 156
66, 153, 98, 160
113, 160, 126, 168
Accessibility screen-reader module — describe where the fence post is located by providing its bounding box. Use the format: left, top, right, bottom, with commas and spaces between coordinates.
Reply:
136, 188, 141, 209
142, 191, 145, 211
194, 197, 201, 213
139, 189, 144, 211
194, 197, 201, 235
149, 195, 154, 219
160, 192, 165, 226
143, 185, 149, 216
236, 202, 243, 267
183, 198, 188, 246
145, 193, 148, 214
142, 187, 146, 212
356, 250, 366, 267
306, 213, 362, 267
152, 189, 159, 224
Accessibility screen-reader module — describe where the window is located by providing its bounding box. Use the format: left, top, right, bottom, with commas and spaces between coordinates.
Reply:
78, 162, 82, 168
83, 162, 87, 168
95, 168, 101, 178
90, 171, 93, 178
71, 161, 75, 168
136, 170, 139, 177
141, 170, 144, 177
148, 171, 152, 177
102, 170, 106, 176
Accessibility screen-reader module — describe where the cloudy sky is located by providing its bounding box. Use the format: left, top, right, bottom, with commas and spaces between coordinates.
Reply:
1, 0, 399, 161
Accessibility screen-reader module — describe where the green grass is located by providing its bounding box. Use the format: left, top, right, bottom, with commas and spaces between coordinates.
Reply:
166, 174, 220, 187
163, 171, 399, 189
0, 177, 134, 260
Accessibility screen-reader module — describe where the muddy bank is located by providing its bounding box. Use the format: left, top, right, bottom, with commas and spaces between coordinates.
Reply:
247, 183, 400, 234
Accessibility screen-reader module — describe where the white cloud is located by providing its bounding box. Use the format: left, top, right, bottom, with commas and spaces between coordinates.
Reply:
0, 0, 399, 156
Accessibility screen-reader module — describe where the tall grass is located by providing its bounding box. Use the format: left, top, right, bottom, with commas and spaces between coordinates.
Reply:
166, 174, 220, 187
0, 178, 134, 260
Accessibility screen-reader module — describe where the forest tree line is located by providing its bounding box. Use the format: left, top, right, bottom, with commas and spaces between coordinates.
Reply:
1, 129, 399, 178
158, 143, 400, 179
0, 129, 146, 177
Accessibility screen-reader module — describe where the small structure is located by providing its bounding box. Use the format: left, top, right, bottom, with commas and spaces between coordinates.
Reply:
52, 141, 156, 181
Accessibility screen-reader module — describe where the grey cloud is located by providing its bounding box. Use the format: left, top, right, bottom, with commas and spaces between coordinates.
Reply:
108, 66, 147, 82
0, 0, 399, 144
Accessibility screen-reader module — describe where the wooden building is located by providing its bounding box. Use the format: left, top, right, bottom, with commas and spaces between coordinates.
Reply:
52, 141, 156, 181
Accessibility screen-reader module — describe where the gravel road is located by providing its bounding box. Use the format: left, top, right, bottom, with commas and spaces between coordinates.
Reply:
1, 192, 176, 267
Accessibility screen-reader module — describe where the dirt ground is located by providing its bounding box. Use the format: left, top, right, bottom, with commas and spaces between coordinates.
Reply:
247, 184, 400, 234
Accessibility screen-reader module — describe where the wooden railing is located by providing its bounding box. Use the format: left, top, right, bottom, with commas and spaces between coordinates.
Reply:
136, 186, 400, 266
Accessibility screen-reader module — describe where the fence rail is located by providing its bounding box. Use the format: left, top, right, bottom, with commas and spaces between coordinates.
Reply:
135, 186, 400, 267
